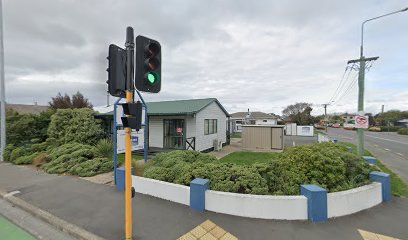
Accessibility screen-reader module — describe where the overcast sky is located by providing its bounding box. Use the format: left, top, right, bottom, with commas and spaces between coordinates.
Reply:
2, 0, 408, 115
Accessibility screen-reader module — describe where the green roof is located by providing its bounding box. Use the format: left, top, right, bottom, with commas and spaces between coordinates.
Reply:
146, 98, 229, 116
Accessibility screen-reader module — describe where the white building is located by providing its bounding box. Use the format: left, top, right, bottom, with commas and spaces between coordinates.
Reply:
229, 111, 278, 133
96, 98, 230, 152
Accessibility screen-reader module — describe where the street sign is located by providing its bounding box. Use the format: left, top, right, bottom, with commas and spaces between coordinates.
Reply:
355, 115, 369, 129
117, 129, 144, 153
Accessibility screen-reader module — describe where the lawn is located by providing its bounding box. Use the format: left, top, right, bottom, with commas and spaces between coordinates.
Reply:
339, 142, 408, 197
219, 151, 280, 165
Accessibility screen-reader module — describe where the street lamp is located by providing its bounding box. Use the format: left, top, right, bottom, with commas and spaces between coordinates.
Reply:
360, 7, 408, 57
353, 7, 408, 156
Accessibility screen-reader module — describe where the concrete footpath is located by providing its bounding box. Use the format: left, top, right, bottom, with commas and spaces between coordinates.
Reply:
0, 162, 408, 240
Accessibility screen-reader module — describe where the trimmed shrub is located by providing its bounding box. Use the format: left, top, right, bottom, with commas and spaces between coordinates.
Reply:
3, 144, 14, 161
9, 147, 27, 163
47, 108, 104, 145
14, 152, 42, 165
42, 143, 113, 177
94, 139, 113, 158
398, 128, 408, 135
144, 144, 372, 196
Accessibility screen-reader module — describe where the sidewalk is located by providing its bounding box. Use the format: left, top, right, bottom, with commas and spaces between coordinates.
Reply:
0, 162, 407, 240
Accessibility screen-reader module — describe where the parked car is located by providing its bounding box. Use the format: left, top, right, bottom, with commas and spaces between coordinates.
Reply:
332, 123, 340, 128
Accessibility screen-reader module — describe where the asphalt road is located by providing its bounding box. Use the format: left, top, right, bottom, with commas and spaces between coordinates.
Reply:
326, 128, 408, 183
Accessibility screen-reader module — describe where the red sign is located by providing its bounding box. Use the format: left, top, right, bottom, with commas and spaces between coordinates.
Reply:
355, 116, 369, 129
176, 127, 183, 134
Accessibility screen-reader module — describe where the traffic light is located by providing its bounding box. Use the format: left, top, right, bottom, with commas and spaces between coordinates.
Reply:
135, 35, 161, 93
121, 101, 143, 131
107, 44, 126, 98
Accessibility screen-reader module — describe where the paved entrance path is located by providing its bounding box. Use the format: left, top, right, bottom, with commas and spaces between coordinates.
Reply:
0, 215, 36, 240
0, 162, 408, 240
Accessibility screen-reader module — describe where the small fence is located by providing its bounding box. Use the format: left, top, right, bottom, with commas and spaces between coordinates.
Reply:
131, 168, 391, 222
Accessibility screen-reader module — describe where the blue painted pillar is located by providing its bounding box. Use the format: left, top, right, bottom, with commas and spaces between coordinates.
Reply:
363, 156, 377, 165
116, 167, 134, 191
370, 171, 391, 202
301, 184, 328, 223
190, 178, 210, 212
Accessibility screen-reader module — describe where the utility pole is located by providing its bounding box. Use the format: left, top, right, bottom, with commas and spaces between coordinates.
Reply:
347, 56, 378, 155
323, 103, 329, 132
0, 0, 6, 162
347, 7, 408, 156
381, 104, 384, 114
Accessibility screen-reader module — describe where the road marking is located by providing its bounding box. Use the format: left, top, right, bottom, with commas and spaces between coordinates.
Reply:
3, 191, 20, 198
358, 229, 400, 240
365, 134, 408, 145
384, 148, 390, 151
397, 153, 403, 156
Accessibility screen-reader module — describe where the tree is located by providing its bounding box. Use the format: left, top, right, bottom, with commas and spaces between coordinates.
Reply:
282, 102, 314, 125
48, 92, 93, 110
375, 110, 408, 126
72, 92, 93, 108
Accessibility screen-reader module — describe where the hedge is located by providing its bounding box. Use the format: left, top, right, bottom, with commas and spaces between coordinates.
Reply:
144, 143, 372, 195
397, 128, 408, 135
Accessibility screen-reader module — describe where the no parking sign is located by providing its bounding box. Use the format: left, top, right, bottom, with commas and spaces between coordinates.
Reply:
355, 115, 369, 129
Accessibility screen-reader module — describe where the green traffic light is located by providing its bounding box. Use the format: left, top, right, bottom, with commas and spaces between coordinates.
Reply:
147, 72, 159, 85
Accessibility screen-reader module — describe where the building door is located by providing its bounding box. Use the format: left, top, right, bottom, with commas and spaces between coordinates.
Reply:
271, 127, 283, 149
163, 119, 185, 149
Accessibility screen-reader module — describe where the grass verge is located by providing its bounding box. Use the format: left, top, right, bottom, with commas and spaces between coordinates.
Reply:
230, 132, 241, 138
219, 151, 280, 165
339, 142, 408, 197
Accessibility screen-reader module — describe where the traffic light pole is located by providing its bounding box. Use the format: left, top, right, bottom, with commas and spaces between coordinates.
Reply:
125, 27, 134, 240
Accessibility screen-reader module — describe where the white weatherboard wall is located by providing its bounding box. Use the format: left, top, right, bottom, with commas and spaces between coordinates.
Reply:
327, 182, 382, 218
205, 190, 308, 220
195, 102, 227, 151
132, 176, 189, 205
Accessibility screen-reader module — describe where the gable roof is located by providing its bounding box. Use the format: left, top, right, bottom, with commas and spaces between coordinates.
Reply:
230, 111, 277, 119
95, 98, 229, 117
146, 98, 229, 116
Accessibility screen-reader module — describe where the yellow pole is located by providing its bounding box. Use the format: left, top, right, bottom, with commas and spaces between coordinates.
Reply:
125, 91, 133, 240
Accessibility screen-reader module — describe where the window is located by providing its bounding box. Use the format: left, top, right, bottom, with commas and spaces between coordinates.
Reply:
263, 120, 267, 122
204, 119, 217, 135
236, 120, 243, 124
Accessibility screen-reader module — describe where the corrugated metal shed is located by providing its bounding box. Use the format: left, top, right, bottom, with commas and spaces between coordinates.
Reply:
242, 125, 284, 151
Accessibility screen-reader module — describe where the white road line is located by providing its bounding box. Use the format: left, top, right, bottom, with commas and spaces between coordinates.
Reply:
365, 134, 408, 145
384, 148, 390, 151
3, 190, 20, 198
397, 153, 403, 156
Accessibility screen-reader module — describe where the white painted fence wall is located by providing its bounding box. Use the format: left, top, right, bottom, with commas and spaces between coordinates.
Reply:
132, 176, 383, 220
327, 182, 382, 218
132, 176, 190, 205
205, 190, 308, 220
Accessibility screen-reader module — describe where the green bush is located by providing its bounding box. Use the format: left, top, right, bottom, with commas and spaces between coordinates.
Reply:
9, 147, 27, 163
6, 109, 52, 146
397, 128, 408, 135
42, 143, 113, 177
14, 152, 42, 165
47, 108, 104, 145
3, 144, 14, 161
379, 126, 401, 132
94, 139, 113, 158
144, 144, 372, 195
